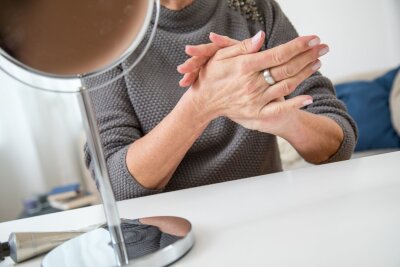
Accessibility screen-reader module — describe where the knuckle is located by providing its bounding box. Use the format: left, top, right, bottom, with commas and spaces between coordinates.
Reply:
272, 104, 285, 117
297, 37, 308, 50
240, 40, 249, 53
281, 80, 293, 96
282, 65, 294, 78
272, 50, 284, 65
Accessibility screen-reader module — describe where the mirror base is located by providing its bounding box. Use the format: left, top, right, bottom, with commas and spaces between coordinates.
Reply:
42, 216, 194, 267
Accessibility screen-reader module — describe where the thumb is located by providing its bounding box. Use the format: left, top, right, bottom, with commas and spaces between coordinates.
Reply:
261, 95, 312, 120
211, 31, 265, 60
284, 95, 313, 111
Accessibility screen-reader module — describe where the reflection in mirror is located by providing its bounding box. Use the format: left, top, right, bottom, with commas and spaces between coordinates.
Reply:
0, 0, 148, 76
42, 217, 194, 267
0, 217, 194, 266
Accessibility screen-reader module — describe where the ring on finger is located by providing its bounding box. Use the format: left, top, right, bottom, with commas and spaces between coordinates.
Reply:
263, 69, 276, 86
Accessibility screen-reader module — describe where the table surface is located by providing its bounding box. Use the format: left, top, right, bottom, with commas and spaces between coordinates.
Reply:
1, 152, 400, 267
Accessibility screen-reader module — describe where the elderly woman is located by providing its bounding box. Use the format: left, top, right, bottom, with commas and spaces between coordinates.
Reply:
85, 0, 357, 200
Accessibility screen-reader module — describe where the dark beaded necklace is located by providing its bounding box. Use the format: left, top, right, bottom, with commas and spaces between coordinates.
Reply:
227, 0, 264, 24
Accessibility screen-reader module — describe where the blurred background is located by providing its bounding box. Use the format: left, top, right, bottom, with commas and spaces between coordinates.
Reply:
0, 0, 399, 222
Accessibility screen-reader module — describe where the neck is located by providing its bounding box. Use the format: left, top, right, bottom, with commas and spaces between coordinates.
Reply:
160, 0, 194, 10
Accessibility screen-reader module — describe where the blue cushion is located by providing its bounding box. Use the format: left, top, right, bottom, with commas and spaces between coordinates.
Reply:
336, 67, 400, 152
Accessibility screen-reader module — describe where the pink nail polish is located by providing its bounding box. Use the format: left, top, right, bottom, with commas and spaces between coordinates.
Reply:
312, 61, 322, 71
252, 31, 263, 45
302, 99, 313, 107
308, 37, 321, 47
319, 47, 330, 56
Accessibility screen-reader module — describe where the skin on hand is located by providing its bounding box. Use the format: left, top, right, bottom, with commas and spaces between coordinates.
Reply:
127, 30, 342, 191
180, 32, 343, 164
178, 32, 328, 87
185, 32, 323, 133
125, 0, 343, 191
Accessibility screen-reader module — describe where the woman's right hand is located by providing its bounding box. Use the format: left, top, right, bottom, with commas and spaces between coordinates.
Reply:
185, 31, 329, 133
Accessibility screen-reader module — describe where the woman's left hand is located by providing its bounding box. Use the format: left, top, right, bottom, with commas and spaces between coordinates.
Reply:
178, 33, 239, 87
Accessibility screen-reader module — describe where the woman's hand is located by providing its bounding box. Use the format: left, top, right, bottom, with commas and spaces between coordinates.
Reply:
178, 33, 239, 87
178, 32, 327, 88
184, 31, 329, 136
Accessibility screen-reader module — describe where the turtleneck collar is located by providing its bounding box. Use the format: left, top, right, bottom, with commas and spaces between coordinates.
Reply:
154, 0, 219, 32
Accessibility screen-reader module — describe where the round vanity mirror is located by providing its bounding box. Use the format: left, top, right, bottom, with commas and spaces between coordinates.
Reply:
0, 1, 194, 266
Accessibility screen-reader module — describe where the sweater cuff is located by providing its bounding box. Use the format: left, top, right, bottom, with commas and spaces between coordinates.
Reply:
107, 146, 163, 201
320, 113, 357, 164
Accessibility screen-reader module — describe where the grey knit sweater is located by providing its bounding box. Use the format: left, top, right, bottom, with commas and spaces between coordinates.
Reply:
84, 0, 357, 201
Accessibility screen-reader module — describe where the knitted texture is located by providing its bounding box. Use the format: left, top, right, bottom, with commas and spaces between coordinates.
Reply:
84, 0, 357, 201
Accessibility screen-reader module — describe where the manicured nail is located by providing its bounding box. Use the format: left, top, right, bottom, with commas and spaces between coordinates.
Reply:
319, 47, 330, 56
312, 61, 322, 71
252, 31, 263, 45
302, 99, 313, 107
308, 37, 321, 47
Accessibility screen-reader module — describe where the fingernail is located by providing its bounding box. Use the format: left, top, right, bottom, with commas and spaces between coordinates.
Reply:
252, 31, 263, 45
308, 37, 321, 47
302, 99, 313, 107
312, 61, 322, 71
319, 47, 330, 56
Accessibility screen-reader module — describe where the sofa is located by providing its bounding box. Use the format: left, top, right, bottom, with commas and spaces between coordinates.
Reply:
279, 68, 400, 170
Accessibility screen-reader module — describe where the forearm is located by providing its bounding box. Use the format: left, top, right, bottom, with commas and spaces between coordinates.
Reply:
278, 110, 344, 164
126, 89, 213, 190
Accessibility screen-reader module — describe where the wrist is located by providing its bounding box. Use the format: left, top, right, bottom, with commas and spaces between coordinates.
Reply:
183, 86, 221, 124
180, 88, 217, 128
274, 110, 306, 144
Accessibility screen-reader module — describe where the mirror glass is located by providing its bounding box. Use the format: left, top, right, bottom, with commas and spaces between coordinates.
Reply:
0, 0, 149, 76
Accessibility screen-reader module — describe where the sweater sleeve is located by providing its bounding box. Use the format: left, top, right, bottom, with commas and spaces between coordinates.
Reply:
82, 67, 162, 201
259, 0, 358, 163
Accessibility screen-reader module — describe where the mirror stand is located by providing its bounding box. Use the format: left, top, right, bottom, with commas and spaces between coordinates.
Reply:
71, 88, 195, 267
77, 87, 129, 266
1, 0, 195, 265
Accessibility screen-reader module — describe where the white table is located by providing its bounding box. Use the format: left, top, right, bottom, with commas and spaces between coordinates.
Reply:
1, 152, 400, 267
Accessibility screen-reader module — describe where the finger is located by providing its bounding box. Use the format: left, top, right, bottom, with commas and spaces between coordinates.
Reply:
185, 43, 220, 57
185, 70, 201, 86
179, 72, 199, 87
209, 32, 240, 47
177, 56, 209, 74
212, 31, 266, 61
269, 44, 329, 82
185, 34, 239, 57
263, 95, 313, 117
262, 60, 321, 102
285, 95, 314, 109
243, 35, 321, 72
